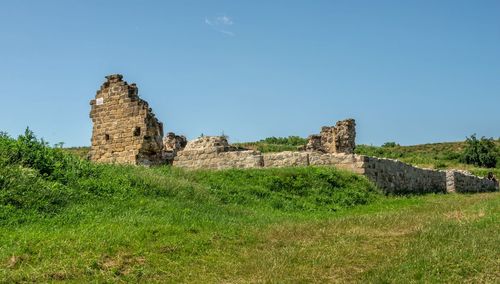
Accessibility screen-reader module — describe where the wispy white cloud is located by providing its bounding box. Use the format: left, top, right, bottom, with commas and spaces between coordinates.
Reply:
205, 15, 235, 36
216, 15, 233, 25
218, 30, 234, 36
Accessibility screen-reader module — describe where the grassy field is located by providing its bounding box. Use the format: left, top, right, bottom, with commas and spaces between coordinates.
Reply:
1, 179, 498, 282
1, 132, 499, 282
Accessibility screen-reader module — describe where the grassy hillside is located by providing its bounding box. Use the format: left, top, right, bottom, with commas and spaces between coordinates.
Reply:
2, 131, 498, 282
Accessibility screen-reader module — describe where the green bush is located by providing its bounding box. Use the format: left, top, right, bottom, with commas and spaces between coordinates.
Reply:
460, 134, 497, 168
0, 166, 77, 216
0, 128, 95, 184
0, 130, 141, 217
381, 142, 399, 148
259, 136, 307, 146
235, 136, 308, 153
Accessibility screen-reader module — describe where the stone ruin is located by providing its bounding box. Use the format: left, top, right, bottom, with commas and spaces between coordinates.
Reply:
88, 74, 498, 194
173, 136, 263, 169
182, 136, 235, 153
162, 132, 187, 161
89, 74, 164, 165
305, 119, 356, 154
163, 132, 187, 153
89, 74, 357, 166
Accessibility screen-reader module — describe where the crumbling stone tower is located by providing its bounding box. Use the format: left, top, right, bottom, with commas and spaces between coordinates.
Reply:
89, 74, 164, 165
306, 119, 356, 154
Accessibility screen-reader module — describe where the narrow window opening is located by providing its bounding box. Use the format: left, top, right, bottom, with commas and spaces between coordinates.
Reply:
133, 127, 141, 137
104, 134, 110, 141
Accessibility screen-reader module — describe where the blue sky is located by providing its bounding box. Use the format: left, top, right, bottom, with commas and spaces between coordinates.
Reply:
1, 0, 499, 147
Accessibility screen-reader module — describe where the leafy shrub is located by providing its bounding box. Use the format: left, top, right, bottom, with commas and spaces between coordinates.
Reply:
442, 152, 461, 161
235, 136, 308, 153
0, 130, 97, 220
259, 136, 307, 146
381, 142, 399, 148
0, 166, 76, 215
460, 134, 497, 168
0, 128, 95, 183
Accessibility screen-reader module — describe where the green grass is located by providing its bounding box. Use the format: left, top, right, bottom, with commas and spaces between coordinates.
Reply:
1, 183, 498, 282
1, 131, 499, 282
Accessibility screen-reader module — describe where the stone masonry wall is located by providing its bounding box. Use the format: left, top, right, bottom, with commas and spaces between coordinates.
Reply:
306, 119, 356, 154
309, 153, 366, 174
446, 170, 498, 193
325, 119, 356, 154
162, 132, 187, 164
262, 152, 309, 167
89, 74, 164, 165
163, 132, 187, 153
174, 150, 263, 169
362, 157, 447, 194
173, 136, 263, 169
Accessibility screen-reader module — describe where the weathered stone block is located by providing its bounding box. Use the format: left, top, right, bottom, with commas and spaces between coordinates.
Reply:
262, 152, 309, 167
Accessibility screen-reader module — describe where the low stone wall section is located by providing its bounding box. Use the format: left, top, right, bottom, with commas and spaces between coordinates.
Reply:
309, 153, 365, 174
174, 150, 263, 170
362, 157, 447, 194
446, 170, 498, 193
263, 152, 309, 167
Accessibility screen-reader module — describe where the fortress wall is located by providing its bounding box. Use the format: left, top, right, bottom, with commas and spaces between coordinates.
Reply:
172, 147, 496, 194
362, 157, 447, 194
173, 150, 263, 169
446, 170, 498, 193
262, 152, 309, 167
309, 153, 366, 174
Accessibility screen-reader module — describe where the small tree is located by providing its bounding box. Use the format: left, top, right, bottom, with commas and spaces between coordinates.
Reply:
460, 134, 497, 168
381, 142, 399, 148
